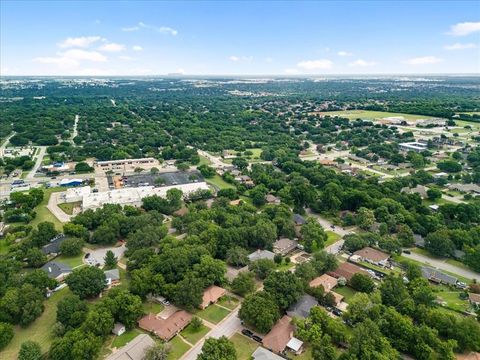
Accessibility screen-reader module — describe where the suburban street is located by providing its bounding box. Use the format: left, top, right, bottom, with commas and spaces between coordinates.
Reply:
197, 149, 231, 169
0, 132, 15, 155
181, 308, 242, 360
402, 252, 480, 281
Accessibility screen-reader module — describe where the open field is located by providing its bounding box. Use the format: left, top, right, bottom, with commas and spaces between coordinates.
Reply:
206, 175, 235, 190
167, 335, 191, 360
435, 288, 470, 313
0, 287, 71, 359
317, 110, 429, 121
0, 238, 9, 254
180, 323, 210, 345
196, 304, 230, 324
30, 187, 65, 230
198, 155, 212, 166
230, 333, 259, 360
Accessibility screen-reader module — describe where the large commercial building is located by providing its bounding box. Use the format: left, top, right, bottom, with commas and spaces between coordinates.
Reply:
64, 182, 210, 210
399, 142, 428, 153
94, 157, 159, 173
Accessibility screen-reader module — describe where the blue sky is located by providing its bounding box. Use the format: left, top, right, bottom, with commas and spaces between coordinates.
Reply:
1, 1, 479, 76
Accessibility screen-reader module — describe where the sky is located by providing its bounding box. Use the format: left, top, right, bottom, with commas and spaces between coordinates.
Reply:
1, 0, 479, 76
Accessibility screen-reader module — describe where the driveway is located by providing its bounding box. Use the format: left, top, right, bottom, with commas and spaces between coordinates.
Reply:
47, 191, 72, 223
85, 244, 126, 266
402, 252, 479, 281
181, 308, 241, 360
26, 146, 47, 180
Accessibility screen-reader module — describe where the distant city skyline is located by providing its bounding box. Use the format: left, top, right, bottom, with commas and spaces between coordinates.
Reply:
1, 0, 479, 76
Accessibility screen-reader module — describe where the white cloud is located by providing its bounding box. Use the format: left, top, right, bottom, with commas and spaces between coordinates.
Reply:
337, 51, 353, 57
57, 36, 103, 48
99, 43, 126, 52
404, 56, 443, 65
119, 56, 135, 61
348, 59, 377, 67
122, 26, 140, 32
448, 22, 480, 36
444, 43, 477, 50
284, 68, 302, 75
297, 59, 333, 70
61, 49, 107, 62
158, 26, 178, 36
132, 45, 143, 51
229, 55, 253, 62
33, 56, 79, 68
229, 56, 240, 62
264, 57, 273, 63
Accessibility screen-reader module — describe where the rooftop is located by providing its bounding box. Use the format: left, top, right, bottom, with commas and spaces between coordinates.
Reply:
201, 285, 226, 309
286, 294, 318, 319
262, 315, 294, 354
353, 247, 390, 263
309, 274, 338, 292
138, 310, 192, 341
106, 334, 155, 360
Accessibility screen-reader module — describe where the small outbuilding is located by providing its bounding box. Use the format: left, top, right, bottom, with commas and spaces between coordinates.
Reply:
112, 322, 126, 336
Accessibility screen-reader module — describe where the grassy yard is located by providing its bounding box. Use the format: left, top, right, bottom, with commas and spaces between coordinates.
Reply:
435, 288, 470, 313
206, 175, 235, 190
55, 253, 85, 268
292, 347, 314, 360
30, 187, 65, 231
277, 259, 295, 272
229, 333, 258, 360
334, 286, 357, 303
317, 110, 428, 121
180, 323, 210, 345
325, 231, 341, 247
217, 295, 239, 310
111, 328, 142, 348
167, 336, 191, 360
198, 155, 212, 166
0, 287, 71, 359
0, 238, 10, 254
196, 304, 230, 324
142, 301, 164, 315
58, 201, 81, 215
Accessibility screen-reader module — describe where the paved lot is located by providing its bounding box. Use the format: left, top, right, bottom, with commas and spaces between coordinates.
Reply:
109, 170, 204, 189
85, 244, 126, 266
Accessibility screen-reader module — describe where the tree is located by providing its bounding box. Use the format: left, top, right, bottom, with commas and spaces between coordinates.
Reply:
349, 273, 375, 293
103, 289, 144, 329
66, 266, 106, 299
356, 207, 375, 230
49, 329, 102, 360
190, 316, 203, 330
57, 294, 88, 330
249, 259, 276, 280
129, 268, 165, 299
231, 271, 256, 297
263, 271, 304, 310
150, 167, 160, 175
197, 165, 216, 178
63, 223, 89, 240
425, 229, 455, 257
301, 218, 327, 253
144, 343, 169, 360
91, 224, 118, 245
18, 340, 42, 360
104, 250, 118, 269
239, 292, 280, 333
405, 262, 422, 281
193, 255, 226, 287
312, 335, 337, 360
173, 274, 204, 310
31, 221, 58, 247
25, 248, 47, 268
74, 162, 93, 173
226, 247, 249, 267
437, 160, 462, 173
427, 188, 442, 201
0, 322, 13, 350
81, 307, 114, 337
397, 225, 414, 247
59, 237, 85, 256
198, 336, 237, 360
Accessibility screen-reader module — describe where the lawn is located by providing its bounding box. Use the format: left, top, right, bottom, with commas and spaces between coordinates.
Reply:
30, 187, 65, 231
0, 287, 71, 359
58, 201, 80, 215
277, 259, 295, 272
196, 304, 230, 324
198, 155, 212, 166
180, 323, 210, 345
435, 289, 470, 313
167, 335, 191, 360
142, 301, 164, 315
292, 347, 314, 360
0, 238, 9, 254
55, 253, 85, 268
325, 231, 341, 247
217, 295, 239, 310
229, 333, 258, 360
206, 175, 235, 190
334, 286, 357, 303
317, 110, 428, 121
111, 328, 142, 348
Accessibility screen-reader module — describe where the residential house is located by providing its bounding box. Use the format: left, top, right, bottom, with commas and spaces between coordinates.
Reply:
248, 249, 275, 262
353, 247, 390, 267
265, 194, 281, 205
331, 262, 369, 281
293, 214, 306, 226
400, 185, 429, 199
112, 322, 126, 336
309, 274, 338, 292
252, 347, 285, 360
273, 238, 298, 256
138, 310, 192, 341
200, 285, 226, 310
469, 293, 480, 307
262, 315, 303, 354
414, 234, 425, 248
421, 266, 457, 286
286, 294, 319, 319
104, 269, 121, 287
106, 334, 155, 360
41, 261, 72, 281
448, 183, 480, 194
41, 234, 67, 255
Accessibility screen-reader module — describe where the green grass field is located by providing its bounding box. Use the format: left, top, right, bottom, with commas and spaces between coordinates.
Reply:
0, 287, 71, 359
196, 304, 230, 324
0, 239, 10, 254
206, 175, 235, 190
167, 336, 191, 360
230, 333, 258, 360
111, 328, 142, 348
318, 110, 428, 121
334, 286, 357, 303
325, 231, 341, 247
55, 253, 85, 268
217, 295, 239, 310
180, 323, 210, 345
435, 288, 470, 313
142, 301, 164, 315
198, 155, 212, 166
58, 201, 80, 215
29, 187, 65, 231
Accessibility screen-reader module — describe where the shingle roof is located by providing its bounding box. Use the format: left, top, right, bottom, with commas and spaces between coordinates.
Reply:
41, 261, 72, 279
286, 294, 318, 319
262, 315, 294, 353
421, 266, 457, 285
138, 311, 192, 341
106, 334, 155, 360
332, 262, 369, 281
248, 249, 275, 262
41, 234, 67, 255
293, 214, 306, 225
353, 247, 390, 263
252, 347, 284, 360
309, 274, 338, 291
104, 269, 120, 282
201, 285, 226, 309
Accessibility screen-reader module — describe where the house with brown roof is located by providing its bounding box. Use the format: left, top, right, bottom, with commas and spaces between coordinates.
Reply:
262, 315, 303, 354
353, 247, 390, 267
200, 285, 226, 309
265, 194, 281, 205
332, 262, 369, 281
330, 291, 344, 306
273, 238, 298, 256
469, 293, 480, 307
138, 310, 192, 341
309, 274, 338, 292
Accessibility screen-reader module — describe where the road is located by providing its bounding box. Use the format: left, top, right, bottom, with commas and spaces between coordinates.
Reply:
197, 149, 231, 169
305, 209, 352, 254
181, 308, 242, 360
26, 146, 47, 180
0, 132, 15, 155
402, 252, 479, 281
70, 114, 79, 142
47, 192, 72, 223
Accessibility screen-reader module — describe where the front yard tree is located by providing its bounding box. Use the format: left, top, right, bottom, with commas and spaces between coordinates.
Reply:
66, 266, 106, 299
349, 273, 375, 293
357, 207, 375, 230
301, 217, 327, 253
263, 271, 304, 310
144, 343, 169, 360
59, 237, 85, 256
239, 291, 280, 333
231, 271, 255, 297
198, 336, 237, 360
104, 250, 118, 269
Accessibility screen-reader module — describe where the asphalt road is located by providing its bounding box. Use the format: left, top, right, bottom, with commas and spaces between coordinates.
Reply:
402, 252, 479, 281
26, 146, 47, 180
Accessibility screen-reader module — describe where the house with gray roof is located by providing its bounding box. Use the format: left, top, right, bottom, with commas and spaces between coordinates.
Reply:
286, 294, 318, 319
293, 214, 306, 225
41, 261, 72, 280
104, 269, 121, 286
421, 266, 457, 286
41, 234, 67, 255
248, 249, 275, 262
106, 334, 155, 360
252, 347, 284, 360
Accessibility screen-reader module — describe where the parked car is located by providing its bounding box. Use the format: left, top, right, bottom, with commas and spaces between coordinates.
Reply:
252, 335, 262, 343
241, 329, 254, 338
403, 249, 411, 254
